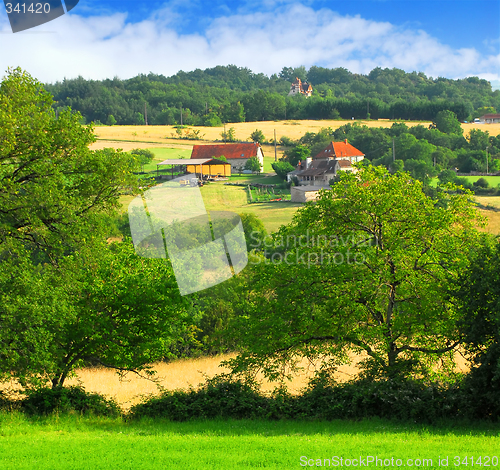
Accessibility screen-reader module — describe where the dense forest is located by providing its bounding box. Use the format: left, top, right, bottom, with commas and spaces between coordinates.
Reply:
45, 65, 500, 126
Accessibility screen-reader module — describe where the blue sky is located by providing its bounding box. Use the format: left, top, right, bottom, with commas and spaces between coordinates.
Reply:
1, 0, 499, 86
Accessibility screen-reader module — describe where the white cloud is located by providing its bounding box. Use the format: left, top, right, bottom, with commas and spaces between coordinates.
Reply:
0, 2, 498, 84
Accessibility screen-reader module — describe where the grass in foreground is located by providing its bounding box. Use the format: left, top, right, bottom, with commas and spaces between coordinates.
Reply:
0, 413, 498, 469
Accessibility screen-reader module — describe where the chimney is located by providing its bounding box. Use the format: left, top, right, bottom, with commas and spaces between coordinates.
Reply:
345, 139, 348, 144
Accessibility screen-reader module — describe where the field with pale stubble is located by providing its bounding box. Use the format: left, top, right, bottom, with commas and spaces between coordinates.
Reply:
90, 120, 500, 150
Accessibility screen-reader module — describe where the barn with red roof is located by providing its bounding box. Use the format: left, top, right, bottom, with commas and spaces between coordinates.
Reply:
190, 143, 264, 173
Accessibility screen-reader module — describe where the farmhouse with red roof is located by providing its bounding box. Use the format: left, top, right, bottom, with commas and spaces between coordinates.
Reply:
314, 139, 365, 163
190, 143, 264, 173
288, 140, 365, 194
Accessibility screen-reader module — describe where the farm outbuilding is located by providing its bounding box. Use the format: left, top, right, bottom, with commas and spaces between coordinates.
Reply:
186, 158, 231, 177
291, 186, 330, 203
479, 114, 500, 124
156, 158, 231, 179
190, 143, 264, 173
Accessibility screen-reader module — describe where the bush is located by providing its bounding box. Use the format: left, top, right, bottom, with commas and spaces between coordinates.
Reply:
294, 375, 454, 423
279, 136, 295, 147
271, 161, 295, 180
21, 386, 121, 417
130, 376, 270, 421
473, 177, 490, 189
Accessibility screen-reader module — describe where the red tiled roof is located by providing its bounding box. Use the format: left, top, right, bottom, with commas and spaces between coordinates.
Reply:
314, 140, 365, 159
481, 114, 500, 119
191, 143, 262, 160
337, 160, 353, 168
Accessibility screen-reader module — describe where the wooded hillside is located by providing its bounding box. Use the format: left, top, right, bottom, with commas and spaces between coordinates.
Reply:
46, 65, 500, 126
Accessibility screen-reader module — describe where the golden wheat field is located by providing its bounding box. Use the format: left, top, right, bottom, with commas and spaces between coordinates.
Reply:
90, 120, 500, 151
0, 352, 469, 411
62, 355, 367, 409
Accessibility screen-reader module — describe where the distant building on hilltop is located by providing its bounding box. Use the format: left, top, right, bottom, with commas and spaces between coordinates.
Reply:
288, 77, 313, 97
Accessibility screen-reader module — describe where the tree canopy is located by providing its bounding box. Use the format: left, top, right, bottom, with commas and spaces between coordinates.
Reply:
224, 166, 483, 380
0, 68, 191, 389
0, 67, 138, 256
45, 65, 499, 125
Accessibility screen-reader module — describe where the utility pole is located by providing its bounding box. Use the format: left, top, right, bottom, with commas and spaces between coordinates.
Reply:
224, 123, 226, 144
144, 102, 148, 125
486, 146, 490, 174
274, 129, 277, 162
180, 104, 183, 126
392, 139, 395, 162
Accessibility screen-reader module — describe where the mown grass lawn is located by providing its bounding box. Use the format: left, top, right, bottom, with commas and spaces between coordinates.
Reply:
0, 413, 498, 469
201, 183, 300, 233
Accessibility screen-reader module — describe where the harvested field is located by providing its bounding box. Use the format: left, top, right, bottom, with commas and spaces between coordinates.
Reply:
90, 121, 500, 150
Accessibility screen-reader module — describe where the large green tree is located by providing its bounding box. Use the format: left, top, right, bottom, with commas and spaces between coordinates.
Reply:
0, 67, 138, 256
0, 69, 191, 389
0, 240, 192, 388
432, 110, 463, 135
225, 166, 482, 380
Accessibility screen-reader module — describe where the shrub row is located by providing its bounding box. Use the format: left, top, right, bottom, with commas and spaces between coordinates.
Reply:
1, 374, 498, 422
129, 374, 500, 423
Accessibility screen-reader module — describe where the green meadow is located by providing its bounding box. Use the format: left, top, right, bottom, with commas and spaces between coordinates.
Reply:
1, 414, 499, 470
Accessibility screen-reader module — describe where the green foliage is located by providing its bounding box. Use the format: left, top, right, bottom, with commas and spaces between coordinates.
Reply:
45, 65, 498, 125
0, 241, 193, 388
223, 166, 483, 381
220, 127, 236, 142
271, 161, 295, 180
454, 237, 500, 418
249, 129, 266, 143
0, 69, 192, 389
433, 110, 463, 135
130, 148, 154, 171
129, 374, 500, 422
244, 157, 262, 173
21, 386, 121, 417
283, 144, 310, 166
239, 213, 267, 252
438, 169, 459, 185
106, 114, 117, 126
279, 135, 296, 147
130, 375, 269, 421
0, 68, 139, 257
473, 177, 490, 189
389, 159, 404, 173
172, 127, 205, 140
202, 111, 222, 127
